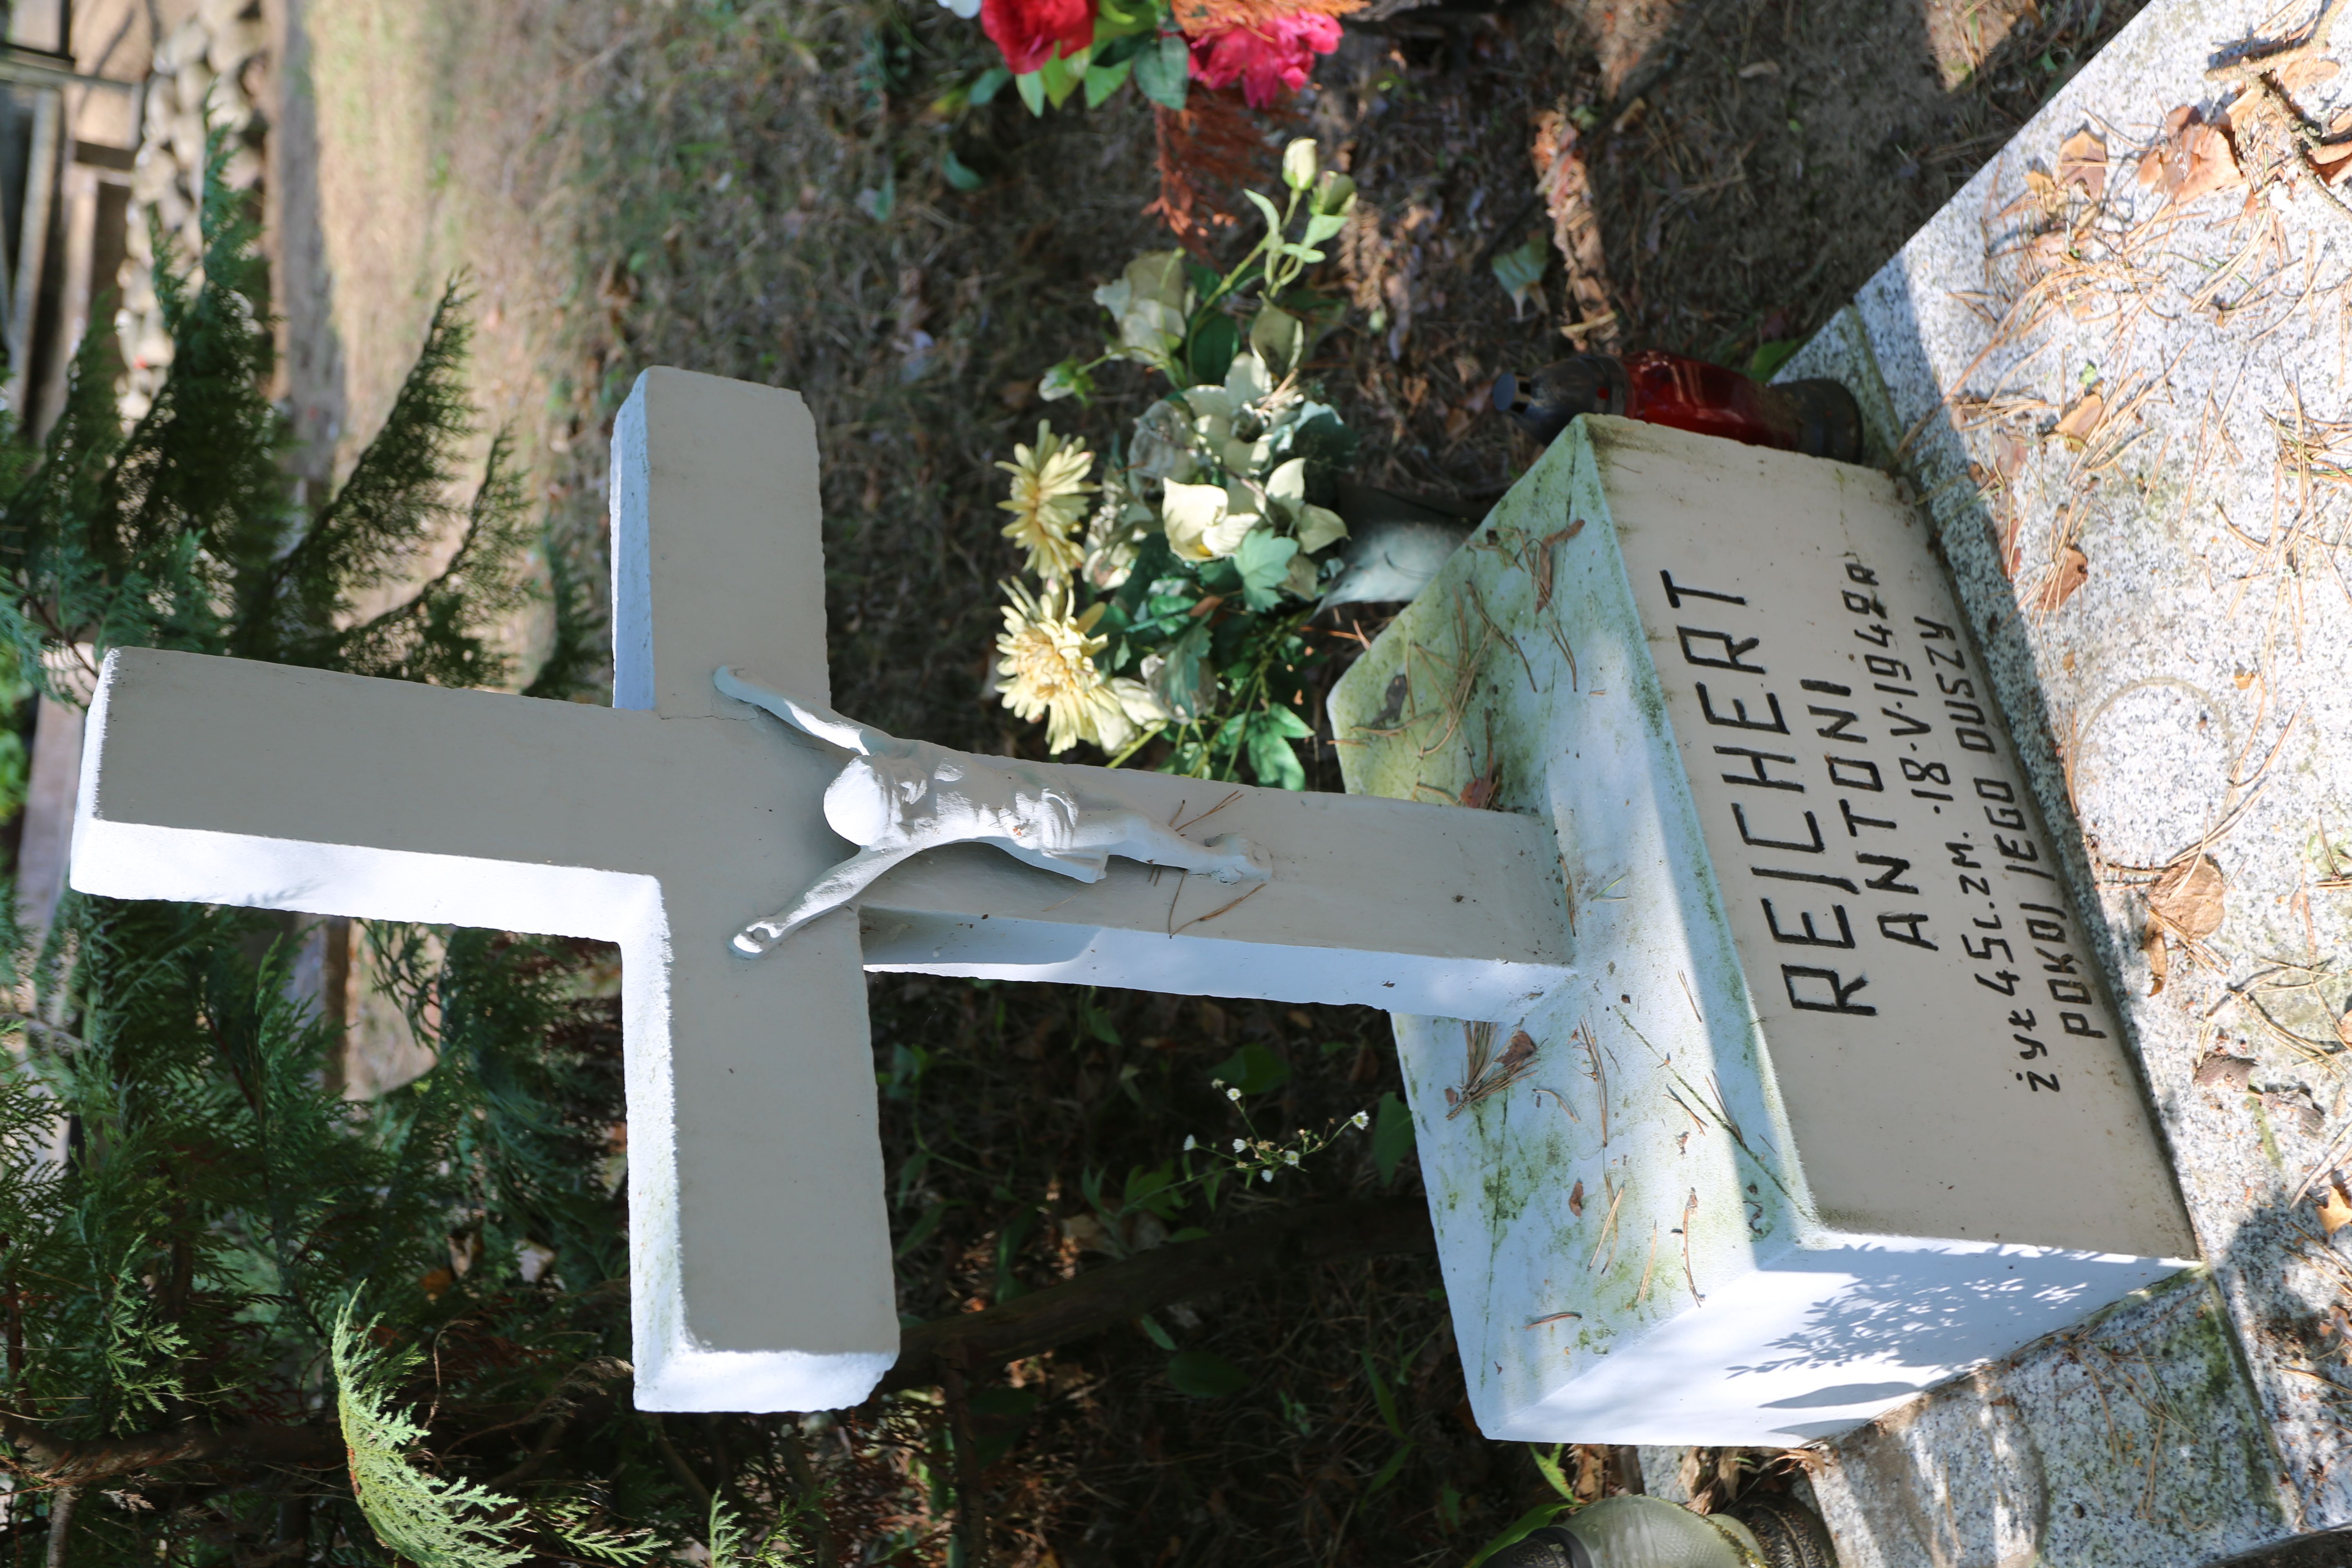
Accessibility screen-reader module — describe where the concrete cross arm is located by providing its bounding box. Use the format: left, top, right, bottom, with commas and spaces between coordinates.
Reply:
67, 367, 1574, 1414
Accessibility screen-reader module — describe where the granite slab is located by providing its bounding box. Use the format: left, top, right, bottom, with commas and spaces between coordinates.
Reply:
1775, 0, 2352, 1554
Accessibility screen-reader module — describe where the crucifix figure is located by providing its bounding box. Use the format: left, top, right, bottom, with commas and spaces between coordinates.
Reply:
710, 666, 1267, 956
71, 368, 1570, 1412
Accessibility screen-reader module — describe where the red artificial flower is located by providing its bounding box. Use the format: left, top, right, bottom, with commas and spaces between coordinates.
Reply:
981, 0, 1095, 74
1187, 12, 1343, 108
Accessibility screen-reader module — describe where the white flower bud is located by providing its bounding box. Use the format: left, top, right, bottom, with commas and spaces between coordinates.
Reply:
1284, 1150, 1300, 1165
1282, 138, 1319, 192
1261, 1167, 1275, 1182
1183, 1134, 1197, 1151
1227, 1086, 1243, 1102
1232, 1138, 1247, 1153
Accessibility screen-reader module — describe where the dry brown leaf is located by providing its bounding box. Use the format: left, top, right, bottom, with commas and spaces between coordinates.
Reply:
1499, 1029, 1537, 1073
2310, 143, 2352, 184
1991, 425, 2030, 481
2037, 545, 2090, 611
2024, 167, 2064, 216
2059, 127, 2108, 200
2138, 108, 2244, 205
2194, 1052, 2256, 1091
1568, 1178, 1586, 1217
2148, 852, 2227, 940
2267, 1091, 2325, 1140
2319, 1179, 2352, 1235
1993, 511, 2025, 580
2054, 391, 2106, 445
2020, 229, 2070, 280
2338, 1006, 2352, 1049
2143, 922, 2169, 994
2277, 53, 2342, 92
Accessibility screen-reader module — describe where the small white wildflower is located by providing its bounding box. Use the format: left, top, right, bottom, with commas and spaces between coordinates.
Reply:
1284, 1150, 1301, 1166
1226, 1086, 1243, 1102
1211, 1078, 1225, 1089
1261, 1167, 1275, 1182
1183, 1134, 1197, 1151
1232, 1138, 1247, 1153
1351, 1110, 1370, 1130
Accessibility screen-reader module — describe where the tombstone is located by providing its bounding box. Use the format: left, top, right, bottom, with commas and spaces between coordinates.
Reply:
69, 367, 1569, 1412
1327, 413, 2195, 1443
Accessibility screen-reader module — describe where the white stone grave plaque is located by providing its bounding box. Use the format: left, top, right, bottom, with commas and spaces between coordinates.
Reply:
1330, 414, 2196, 1444
67, 367, 1570, 1414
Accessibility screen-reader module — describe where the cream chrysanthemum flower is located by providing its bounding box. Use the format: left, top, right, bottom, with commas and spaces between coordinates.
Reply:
995, 579, 1167, 755
996, 421, 1096, 579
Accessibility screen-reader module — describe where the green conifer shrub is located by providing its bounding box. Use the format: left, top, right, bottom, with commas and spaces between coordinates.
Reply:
0, 130, 756, 1566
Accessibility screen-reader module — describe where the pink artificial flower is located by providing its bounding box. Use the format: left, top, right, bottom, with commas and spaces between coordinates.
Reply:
1187, 13, 1343, 108
982, 0, 1094, 75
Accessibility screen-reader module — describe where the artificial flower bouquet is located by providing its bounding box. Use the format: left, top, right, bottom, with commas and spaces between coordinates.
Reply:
942, 0, 1362, 114
991, 139, 1362, 790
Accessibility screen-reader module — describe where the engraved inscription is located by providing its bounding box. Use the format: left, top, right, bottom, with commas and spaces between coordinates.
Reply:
1642, 552, 2119, 1096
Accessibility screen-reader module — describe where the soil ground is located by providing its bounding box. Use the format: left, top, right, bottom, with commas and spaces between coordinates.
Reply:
279, 0, 2154, 1561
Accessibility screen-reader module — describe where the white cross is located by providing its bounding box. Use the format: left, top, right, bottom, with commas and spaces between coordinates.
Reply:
70, 368, 1570, 1412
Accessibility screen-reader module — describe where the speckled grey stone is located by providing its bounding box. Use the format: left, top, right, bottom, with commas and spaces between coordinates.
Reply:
1777, 0, 2352, 1558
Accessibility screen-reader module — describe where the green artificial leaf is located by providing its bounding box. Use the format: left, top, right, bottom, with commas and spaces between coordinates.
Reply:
1296, 503, 1348, 554
969, 64, 1013, 105
1246, 716, 1307, 791
1243, 187, 1283, 236
1748, 337, 1805, 381
1038, 356, 1094, 403
1093, 16, 1154, 51
1084, 53, 1135, 106
1303, 210, 1350, 246
1372, 1091, 1415, 1185
1465, 1503, 1577, 1568
1250, 305, 1303, 377
1212, 1040, 1291, 1095
1015, 68, 1047, 114
1137, 1312, 1178, 1350
1116, 532, 1178, 616
1135, 33, 1190, 109
1039, 45, 1089, 108
1261, 702, 1314, 740
1492, 233, 1549, 318
1231, 528, 1299, 611
1187, 312, 1241, 385
940, 147, 984, 192
1147, 617, 1216, 720
1167, 1349, 1252, 1398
